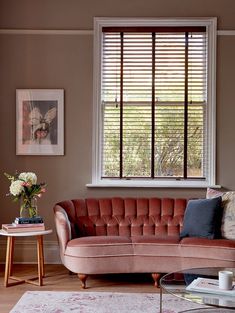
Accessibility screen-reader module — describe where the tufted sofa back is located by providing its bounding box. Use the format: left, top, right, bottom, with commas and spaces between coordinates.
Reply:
54, 198, 187, 238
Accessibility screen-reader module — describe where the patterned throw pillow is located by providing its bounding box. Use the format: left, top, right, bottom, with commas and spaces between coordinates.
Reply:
206, 188, 235, 239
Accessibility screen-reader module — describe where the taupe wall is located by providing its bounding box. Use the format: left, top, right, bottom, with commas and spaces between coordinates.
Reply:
1, 0, 235, 243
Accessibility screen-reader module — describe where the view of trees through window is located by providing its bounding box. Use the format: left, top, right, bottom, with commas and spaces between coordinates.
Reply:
101, 30, 207, 179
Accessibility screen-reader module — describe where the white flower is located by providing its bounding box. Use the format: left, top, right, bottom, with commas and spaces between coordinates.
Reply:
19, 172, 37, 185
9, 180, 24, 196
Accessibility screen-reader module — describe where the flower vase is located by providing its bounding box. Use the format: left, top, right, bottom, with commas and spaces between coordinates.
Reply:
20, 197, 38, 218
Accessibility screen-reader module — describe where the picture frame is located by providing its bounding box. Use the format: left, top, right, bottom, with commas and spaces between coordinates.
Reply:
16, 89, 64, 155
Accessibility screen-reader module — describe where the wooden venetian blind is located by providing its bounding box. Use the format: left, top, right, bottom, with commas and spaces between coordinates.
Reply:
101, 27, 207, 180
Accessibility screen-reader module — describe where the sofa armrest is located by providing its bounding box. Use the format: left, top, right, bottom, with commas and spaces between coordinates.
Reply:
54, 205, 72, 254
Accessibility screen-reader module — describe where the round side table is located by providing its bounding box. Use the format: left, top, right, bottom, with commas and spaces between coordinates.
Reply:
0, 229, 52, 287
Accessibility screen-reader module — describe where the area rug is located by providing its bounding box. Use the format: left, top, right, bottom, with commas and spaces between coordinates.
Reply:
10, 291, 232, 313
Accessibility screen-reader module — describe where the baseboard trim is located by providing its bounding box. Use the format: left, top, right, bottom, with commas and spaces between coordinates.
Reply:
0, 239, 61, 264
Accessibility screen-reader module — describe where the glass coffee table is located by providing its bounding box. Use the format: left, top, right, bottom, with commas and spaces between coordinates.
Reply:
160, 268, 235, 313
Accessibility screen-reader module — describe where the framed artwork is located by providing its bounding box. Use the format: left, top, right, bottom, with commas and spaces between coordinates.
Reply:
16, 89, 64, 155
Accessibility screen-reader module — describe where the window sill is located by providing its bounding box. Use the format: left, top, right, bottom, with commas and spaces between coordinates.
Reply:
86, 180, 221, 189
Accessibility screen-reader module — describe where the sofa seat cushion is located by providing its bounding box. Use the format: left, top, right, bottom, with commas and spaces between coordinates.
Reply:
181, 237, 235, 261
65, 236, 133, 258
131, 235, 181, 256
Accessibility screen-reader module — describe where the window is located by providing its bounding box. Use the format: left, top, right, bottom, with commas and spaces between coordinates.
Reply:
91, 18, 217, 188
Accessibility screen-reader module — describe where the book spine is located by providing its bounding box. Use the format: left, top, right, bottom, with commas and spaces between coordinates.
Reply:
14, 217, 44, 224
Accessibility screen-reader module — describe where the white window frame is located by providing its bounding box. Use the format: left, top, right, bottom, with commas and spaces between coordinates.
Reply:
88, 17, 218, 188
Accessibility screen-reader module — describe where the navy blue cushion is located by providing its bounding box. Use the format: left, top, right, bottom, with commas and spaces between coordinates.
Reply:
180, 197, 222, 239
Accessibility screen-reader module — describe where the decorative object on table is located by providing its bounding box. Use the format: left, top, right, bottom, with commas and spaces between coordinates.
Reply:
4, 171, 46, 218
16, 89, 64, 155
2, 223, 45, 233
218, 270, 233, 290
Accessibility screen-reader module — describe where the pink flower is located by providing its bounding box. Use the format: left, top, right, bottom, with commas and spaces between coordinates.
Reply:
41, 188, 46, 193
21, 182, 30, 187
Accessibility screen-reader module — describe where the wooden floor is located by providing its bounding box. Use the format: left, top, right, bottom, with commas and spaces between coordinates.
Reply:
0, 264, 159, 313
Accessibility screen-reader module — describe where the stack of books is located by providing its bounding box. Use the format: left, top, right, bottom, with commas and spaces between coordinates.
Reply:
186, 277, 235, 296
2, 217, 45, 233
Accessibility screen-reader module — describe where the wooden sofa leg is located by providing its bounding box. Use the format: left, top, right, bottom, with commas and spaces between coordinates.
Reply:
151, 273, 161, 288
78, 274, 88, 289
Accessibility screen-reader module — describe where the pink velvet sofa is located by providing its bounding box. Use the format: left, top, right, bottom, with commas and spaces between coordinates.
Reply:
54, 197, 235, 288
